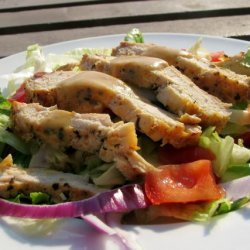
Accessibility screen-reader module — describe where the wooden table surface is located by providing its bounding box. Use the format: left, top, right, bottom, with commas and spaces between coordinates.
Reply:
0, 0, 250, 58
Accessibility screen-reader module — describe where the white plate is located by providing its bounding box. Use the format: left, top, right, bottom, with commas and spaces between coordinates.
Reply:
0, 33, 250, 250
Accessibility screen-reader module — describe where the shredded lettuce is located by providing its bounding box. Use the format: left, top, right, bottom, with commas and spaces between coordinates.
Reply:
188, 38, 211, 60
92, 164, 125, 187
193, 197, 250, 221
199, 127, 250, 177
65, 47, 112, 60
78, 155, 126, 187
0, 94, 31, 157
1, 44, 113, 97
10, 192, 51, 205
124, 28, 144, 43
0, 94, 11, 130
221, 163, 250, 182
29, 144, 84, 172
0, 129, 31, 155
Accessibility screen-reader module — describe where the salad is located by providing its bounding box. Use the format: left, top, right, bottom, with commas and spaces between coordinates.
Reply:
0, 29, 250, 249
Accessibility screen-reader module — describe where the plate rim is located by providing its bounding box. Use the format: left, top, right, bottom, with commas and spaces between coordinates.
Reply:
0, 32, 250, 250
1, 32, 249, 63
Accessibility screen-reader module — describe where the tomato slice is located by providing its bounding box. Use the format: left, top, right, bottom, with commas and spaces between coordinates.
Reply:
8, 83, 26, 103
210, 51, 224, 62
159, 145, 215, 165
145, 160, 224, 205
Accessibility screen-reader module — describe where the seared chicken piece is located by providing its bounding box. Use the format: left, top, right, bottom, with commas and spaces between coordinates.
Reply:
80, 54, 231, 130
11, 102, 154, 180
25, 71, 79, 107
24, 71, 201, 147
112, 42, 250, 103
0, 156, 105, 203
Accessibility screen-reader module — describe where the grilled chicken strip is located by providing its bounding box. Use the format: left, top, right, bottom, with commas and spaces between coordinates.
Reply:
80, 54, 231, 130
24, 71, 201, 147
0, 155, 105, 203
25, 71, 79, 108
11, 101, 154, 180
112, 41, 250, 103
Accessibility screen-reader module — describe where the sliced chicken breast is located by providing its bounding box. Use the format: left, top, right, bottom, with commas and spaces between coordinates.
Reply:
24, 71, 201, 147
0, 156, 105, 203
80, 54, 231, 130
11, 102, 154, 180
112, 41, 250, 103
25, 71, 79, 107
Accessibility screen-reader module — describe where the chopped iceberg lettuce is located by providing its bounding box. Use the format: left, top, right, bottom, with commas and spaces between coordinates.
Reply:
199, 127, 250, 177
1, 44, 112, 97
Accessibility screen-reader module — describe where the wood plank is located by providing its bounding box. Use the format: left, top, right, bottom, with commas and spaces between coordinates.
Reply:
0, 0, 97, 10
1, 0, 249, 10
0, 0, 138, 12
1, 14, 250, 57
0, 0, 250, 32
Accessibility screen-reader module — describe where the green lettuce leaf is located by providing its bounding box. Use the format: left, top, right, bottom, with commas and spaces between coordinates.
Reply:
199, 127, 250, 177
221, 163, 250, 182
10, 192, 51, 205
92, 164, 125, 187
124, 28, 144, 43
0, 129, 31, 155
193, 197, 250, 221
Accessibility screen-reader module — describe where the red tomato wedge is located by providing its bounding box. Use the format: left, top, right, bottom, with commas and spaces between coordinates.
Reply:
159, 145, 215, 165
8, 83, 26, 103
145, 160, 224, 205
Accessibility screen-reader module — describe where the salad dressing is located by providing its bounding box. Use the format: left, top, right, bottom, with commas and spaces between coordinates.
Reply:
54, 71, 201, 147
141, 45, 189, 65
109, 56, 168, 88
57, 71, 135, 103
110, 55, 167, 73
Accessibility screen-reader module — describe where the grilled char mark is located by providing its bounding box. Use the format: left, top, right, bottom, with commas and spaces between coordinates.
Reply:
80, 54, 231, 131
11, 101, 154, 180
112, 41, 250, 103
